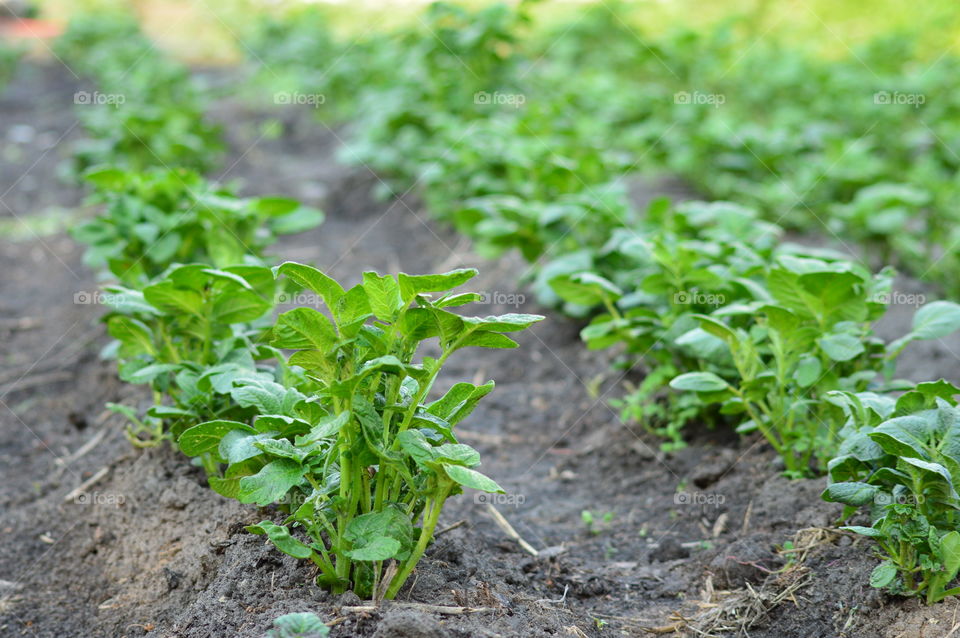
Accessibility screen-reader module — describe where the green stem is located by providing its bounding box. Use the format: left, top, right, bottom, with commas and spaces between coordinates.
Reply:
385, 480, 452, 599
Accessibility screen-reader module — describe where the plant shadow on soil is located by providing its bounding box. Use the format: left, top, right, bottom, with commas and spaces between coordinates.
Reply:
3, 62, 960, 638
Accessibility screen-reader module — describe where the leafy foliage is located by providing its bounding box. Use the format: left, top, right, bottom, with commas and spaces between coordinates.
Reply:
823, 388, 960, 603
178, 263, 543, 598
100, 263, 285, 446
73, 167, 323, 285
56, 12, 223, 175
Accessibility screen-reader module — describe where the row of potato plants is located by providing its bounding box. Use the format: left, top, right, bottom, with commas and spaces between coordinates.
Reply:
243, 2, 960, 601
250, 1, 960, 299
56, 13, 223, 177
531, 2, 960, 299
61, 15, 542, 604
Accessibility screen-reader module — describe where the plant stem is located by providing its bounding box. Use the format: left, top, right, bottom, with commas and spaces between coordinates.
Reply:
384, 480, 452, 599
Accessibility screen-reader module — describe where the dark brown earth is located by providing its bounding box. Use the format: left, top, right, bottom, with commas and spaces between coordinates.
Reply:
2, 61, 960, 638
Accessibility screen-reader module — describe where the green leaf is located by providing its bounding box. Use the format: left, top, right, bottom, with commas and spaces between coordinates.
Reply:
821, 481, 878, 506
255, 438, 313, 463
219, 430, 278, 464
841, 525, 884, 538
83, 167, 129, 190
461, 313, 544, 333
270, 205, 326, 235
212, 289, 272, 323
106, 316, 155, 356
397, 430, 437, 468
550, 272, 622, 307
398, 269, 477, 301
939, 531, 960, 580
670, 372, 728, 392
274, 307, 338, 351
869, 561, 898, 589
915, 380, 960, 405
142, 280, 204, 316
238, 459, 304, 506
266, 611, 330, 638
179, 420, 256, 456
427, 381, 494, 426
454, 332, 518, 350
442, 464, 504, 493
276, 261, 344, 309
345, 536, 401, 561
231, 378, 304, 417
362, 272, 403, 321
796, 354, 822, 388
911, 301, 960, 340
295, 412, 350, 445
125, 363, 178, 384
819, 333, 865, 362
900, 457, 958, 498
344, 508, 413, 561
247, 521, 315, 560
253, 415, 311, 437
869, 416, 930, 458
433, 443, 481, 467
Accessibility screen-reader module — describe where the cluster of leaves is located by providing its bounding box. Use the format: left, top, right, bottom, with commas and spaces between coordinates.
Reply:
549, 200, 781, 449
70, 166, 324, 446
243, 6, 395, 122
55, 12, 223, 176
535, 19, 960, 296
99, 263, 285, 447
823, 385, 960, 603
72, 166, 323, 286
177, 263, 542, 598
668, 263, 960, 475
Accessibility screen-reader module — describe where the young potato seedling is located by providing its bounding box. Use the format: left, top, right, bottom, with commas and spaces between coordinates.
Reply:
178, 263, 543, 599
823, 383, 960, 603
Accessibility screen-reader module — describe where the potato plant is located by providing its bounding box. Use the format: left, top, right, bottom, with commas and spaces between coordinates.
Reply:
101, 264, 286, 446
178, 263, 543, 598
671, 260, 960, 476
823, 385, 960, 603
547, 200, 780, 449
73, 167, 323, 285
57, 12, 224, 175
